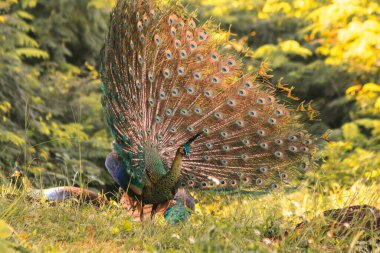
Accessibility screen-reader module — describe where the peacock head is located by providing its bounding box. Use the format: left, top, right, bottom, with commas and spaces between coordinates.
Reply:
179, 144, 191, 157
178, 132, 203, 158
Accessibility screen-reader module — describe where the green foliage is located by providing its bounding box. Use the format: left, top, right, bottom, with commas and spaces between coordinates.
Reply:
0, 0, 114, 190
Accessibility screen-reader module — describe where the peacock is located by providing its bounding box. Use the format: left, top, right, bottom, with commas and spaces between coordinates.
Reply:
101, 0, 317, 220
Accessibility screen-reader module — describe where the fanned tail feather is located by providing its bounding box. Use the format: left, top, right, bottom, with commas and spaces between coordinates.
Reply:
101, 0, 317, 192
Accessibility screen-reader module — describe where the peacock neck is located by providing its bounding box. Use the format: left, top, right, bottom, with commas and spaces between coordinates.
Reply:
166, 149, 184, 182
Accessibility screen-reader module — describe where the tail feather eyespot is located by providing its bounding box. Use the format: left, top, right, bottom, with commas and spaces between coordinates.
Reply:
257, 97, 266, 104
256, 178, 263, 185
137, 21, 143, 31
190, 41, 198, 50
188, 19, 196, 28
170, 27, 177, 36
168, 14, 178, 25
241, 176, 250, 184
259, 167, 268, 173
149, 9, 155, 19
280, 173, 288, 180
268, 118, 277, 124
274, 151, 283, 158
200, 181, 208, 188
174, 39, 181, 48
211, 52, 219, 61
257, 130, 266, 136
229, 180, 237, 187
275, 139, 283, 145
244, 81, 253, 88
186, 31, 193, 41
220, 179, 228, 187
304, 139, 313, 145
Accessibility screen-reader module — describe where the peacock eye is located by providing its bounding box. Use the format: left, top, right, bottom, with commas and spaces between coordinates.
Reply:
165, 50, 173, 59
204, 90, 213, 98
171, 88, 179, 96
177, 67, 185, 75
274, 151, 283, 158
238, 89, 246, 95
194, 73, 202, 80
150, 10, 155, 18
190, 41, 197, 50
154, 35, 161, 45
268, 118, 277, 124
227, 59, 235, 66
249, 110, 257, 117
256, 178, 263, 185
280, 173, 288, 179
257, 98, 265, 104
194, 107, 202, 114
211, 52, 219, 61
211, 76, 220, 83
275, 109, 285, 116
174, 39, 181, 48
221, 66, 229, 73
159, 91, 167, 99
245, 81, 252, 88
275, 139, 283, 145
180, 50, 187, 59
227, 99, 237, 106
171, 27, 176, 36
162, 69, 171, 78
257, 130, 266, 136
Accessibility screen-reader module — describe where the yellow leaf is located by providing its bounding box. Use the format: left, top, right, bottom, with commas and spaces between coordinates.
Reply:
0, 220, 13, 239
0, 15, 7, 23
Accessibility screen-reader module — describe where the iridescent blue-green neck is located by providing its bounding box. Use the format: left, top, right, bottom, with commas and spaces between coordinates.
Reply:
141, 148, 184, 204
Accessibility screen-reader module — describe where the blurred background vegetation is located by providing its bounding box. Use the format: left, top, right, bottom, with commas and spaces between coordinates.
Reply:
0, 0, 379, 192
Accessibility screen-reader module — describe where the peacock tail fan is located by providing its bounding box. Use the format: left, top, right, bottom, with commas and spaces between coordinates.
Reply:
100, 0, 318, 193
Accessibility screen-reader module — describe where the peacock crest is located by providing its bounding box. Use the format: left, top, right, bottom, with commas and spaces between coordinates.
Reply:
101, 0, 317, 197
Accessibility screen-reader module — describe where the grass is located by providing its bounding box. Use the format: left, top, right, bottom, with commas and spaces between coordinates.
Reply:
0, 180, 379, 252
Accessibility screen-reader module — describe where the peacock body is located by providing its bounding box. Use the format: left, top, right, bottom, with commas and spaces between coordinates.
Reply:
101, 0, 316, 209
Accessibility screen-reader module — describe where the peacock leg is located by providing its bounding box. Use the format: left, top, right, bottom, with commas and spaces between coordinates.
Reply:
139, 202, 145, 221
150, 203, 159, 220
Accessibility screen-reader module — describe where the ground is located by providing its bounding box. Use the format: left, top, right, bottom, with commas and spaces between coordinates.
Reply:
0, 182, 379, 252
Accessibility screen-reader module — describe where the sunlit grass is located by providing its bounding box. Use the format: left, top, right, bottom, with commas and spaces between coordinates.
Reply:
0, 181, 378, 252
